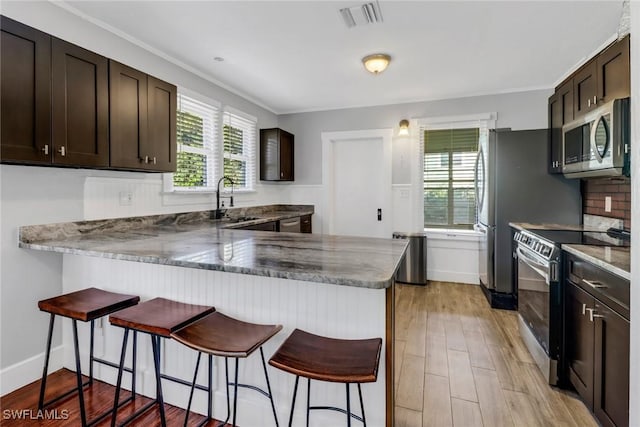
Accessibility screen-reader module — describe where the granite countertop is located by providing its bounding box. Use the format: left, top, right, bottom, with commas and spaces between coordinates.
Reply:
562, 244, 630, 280
19, 205, 407, 289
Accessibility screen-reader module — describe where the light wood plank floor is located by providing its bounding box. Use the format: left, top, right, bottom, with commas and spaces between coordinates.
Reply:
394, 281, 598, 427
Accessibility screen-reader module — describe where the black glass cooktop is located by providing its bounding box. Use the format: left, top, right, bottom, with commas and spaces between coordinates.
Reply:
528, 229, 630, 247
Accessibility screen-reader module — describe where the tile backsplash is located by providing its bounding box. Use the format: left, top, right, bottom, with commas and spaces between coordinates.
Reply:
582, 177, 631, 229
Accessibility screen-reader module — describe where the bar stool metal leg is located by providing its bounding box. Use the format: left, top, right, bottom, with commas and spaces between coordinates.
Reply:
288, 375, 300, 427
89, 319, 95, 385
232, 357, 239, 426
184, 351, 202, 427
345, 383, 351, 427
151, 335, 167, 427
357, 383, 366, 427
184, 353, 213, 427
306, 378, 311, 427
72, 319, 88, 427
260, 347, 280, 427
38, 313, 55, 411
111, 328, 129, 427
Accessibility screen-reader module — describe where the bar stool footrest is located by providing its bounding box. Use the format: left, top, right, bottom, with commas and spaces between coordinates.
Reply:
309, 406, 364, 423
115, 399, 158, 427
40, 379, 91, 409
227, 381, 272, 399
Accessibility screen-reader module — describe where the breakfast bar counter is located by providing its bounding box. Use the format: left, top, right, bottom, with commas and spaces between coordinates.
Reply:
19, 206, 405, 426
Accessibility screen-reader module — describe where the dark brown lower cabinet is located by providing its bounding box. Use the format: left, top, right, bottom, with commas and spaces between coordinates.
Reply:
566, 283, 595, 408
566, 281, 629, 427
301, 215, 312, 233
593, 300, 629, 427
238, 221, 278, 232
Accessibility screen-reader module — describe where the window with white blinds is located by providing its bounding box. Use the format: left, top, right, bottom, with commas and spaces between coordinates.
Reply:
173, 94, 219, 189
222, 109, 256, 191
423, 128, 479, 229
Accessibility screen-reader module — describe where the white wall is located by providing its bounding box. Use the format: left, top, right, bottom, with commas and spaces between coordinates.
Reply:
278, 89, 552, 186
628, 3, 639, 425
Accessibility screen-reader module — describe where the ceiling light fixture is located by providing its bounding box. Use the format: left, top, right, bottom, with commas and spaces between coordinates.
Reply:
362, 53, 391, 74
398, 119, 410, 136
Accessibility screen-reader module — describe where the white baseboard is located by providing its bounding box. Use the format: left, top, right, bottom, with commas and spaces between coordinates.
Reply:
428, 270, 479, 285
0, 345, 64, 396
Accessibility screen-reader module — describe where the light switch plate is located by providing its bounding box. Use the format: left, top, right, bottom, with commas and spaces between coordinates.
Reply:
605, 196, 612, 212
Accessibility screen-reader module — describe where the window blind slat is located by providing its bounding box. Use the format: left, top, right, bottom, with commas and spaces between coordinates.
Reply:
174, 93, 219, 188
422, 127, 480, 229
222, 110, 256, 191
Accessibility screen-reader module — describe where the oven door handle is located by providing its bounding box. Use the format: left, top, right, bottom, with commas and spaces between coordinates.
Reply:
516, 246, 550, 284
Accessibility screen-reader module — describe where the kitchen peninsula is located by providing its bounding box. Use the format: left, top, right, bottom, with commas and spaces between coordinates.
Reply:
18, 205, 406, 427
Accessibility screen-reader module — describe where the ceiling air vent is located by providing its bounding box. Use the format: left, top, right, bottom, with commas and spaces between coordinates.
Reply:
339, 1, 383, 28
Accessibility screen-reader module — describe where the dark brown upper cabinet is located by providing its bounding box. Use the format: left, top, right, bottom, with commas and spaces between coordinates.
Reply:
260, 128, 294, 181
0, 16, 51, 164
596, 35, 630, 104
572, 35, 630, 119
109, 61, 148, 170
110, 62, 176, 172
573, 61, 597, 119
146, 76, 177, 172
548, 80, 573, 174
0, 15, 177, 173
51, 38, 109, 167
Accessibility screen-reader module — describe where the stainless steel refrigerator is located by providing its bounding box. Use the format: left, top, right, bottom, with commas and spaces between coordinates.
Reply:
474, 129, 581, 309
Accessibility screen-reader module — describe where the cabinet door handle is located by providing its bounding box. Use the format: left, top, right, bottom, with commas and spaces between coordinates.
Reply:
583, 279, 607, 289
588, 99, 591, 107
581, 303, 587, 315
593, 95, 597, 105
58, 146, 66, 156
152, 157, 157, 165
280, 172, 283, 178
586, 308, 604, 322
144, 155, 149, 164
42, 145, 49, 155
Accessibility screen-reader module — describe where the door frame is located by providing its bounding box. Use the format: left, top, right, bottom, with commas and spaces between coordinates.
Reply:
321, 129, 393, 237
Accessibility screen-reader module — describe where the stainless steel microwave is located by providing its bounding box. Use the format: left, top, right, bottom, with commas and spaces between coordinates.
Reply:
562, 97, 630, 179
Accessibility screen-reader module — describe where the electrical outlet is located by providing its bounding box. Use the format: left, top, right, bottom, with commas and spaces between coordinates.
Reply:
119, 191, 133, 206
605, 196, 612, 212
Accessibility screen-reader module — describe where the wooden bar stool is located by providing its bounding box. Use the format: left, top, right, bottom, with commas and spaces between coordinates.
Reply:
108, 298, 215, 427
37, 287, 140, 427
171, 312, 282, 427
269, 329, 382, 427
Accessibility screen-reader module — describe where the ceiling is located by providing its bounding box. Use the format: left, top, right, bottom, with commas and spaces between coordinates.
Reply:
61, 1, 624, 114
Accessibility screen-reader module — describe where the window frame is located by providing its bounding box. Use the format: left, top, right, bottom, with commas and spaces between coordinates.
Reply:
167, 90, 259, 194
222, 107, 257, 192
417, 113, 496, 231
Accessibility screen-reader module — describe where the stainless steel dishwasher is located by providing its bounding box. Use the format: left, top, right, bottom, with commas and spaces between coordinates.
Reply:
279, 217, 301, 232
392, 232, 428, 285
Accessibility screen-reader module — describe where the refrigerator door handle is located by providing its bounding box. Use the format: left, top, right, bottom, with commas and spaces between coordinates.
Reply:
474, 149, 481, 213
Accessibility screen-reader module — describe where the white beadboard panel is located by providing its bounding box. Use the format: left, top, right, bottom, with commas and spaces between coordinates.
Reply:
426, 235, 480, 285
61, 254, 387, 426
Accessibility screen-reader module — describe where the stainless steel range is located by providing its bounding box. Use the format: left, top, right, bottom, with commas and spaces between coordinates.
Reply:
513, 228, 629, 385
514, 230, 562, 385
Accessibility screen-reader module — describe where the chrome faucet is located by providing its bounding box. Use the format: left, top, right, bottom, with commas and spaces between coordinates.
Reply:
215, 176, 235, 219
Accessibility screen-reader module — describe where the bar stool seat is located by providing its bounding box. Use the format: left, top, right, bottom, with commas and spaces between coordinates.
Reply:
38, 288, 140, 427
171, 312, 282, 427
269, 329, 382, 427
109, 298, 215, 427
39, 287, 140, 322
